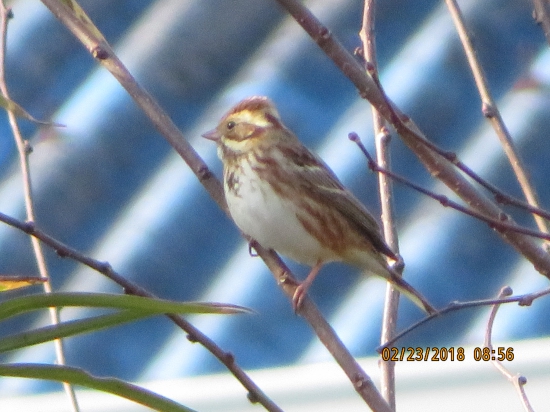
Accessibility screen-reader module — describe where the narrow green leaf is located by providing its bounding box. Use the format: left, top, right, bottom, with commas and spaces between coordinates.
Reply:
0, 363, 196, 412
0, 311, 150, 353
0, 292, 251, 322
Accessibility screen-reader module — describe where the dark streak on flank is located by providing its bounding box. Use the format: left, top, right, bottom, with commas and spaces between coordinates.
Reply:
226, 170, 239, 192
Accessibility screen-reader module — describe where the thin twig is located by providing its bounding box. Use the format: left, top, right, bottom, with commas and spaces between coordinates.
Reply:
532, 0, 550, 47
378, 287, 550, 350
273, 0, 550, 283
0, 2, 79, 410
349, 134, 550, 242
445, 0, 549, 240
409, 134, 550, 222
484, 287, 535, 412
360, 1, 397, 409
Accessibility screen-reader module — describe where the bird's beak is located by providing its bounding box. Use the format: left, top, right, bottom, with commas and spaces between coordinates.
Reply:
201, 129, 221, 142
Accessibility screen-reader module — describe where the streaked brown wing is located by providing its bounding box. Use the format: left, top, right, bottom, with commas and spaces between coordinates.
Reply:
285, 143, 397, 260
316, 186, 397, 259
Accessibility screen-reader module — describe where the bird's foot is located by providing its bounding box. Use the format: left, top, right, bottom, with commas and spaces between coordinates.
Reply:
292, 284, 307, 313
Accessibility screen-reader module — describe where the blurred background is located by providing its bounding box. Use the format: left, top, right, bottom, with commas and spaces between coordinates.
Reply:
0, 0, 549, 410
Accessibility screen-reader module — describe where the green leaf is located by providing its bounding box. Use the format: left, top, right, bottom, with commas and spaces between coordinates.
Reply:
0, 363, 196, 412
0, 311, 150, 353
0, 292, 252, 322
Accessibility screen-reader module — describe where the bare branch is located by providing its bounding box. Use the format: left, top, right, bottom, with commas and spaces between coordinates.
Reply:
484, 287, 535, 412
0, 1, 79, 410
407, 132, 550, 222
378, 287, 550, 350
360, 1, 397, 409
445, 0, 549, 239
532, 0, 550, 47
349, 134, 550, 242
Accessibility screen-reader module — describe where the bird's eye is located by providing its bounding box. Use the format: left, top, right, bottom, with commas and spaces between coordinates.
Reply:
226, 121, 236, 130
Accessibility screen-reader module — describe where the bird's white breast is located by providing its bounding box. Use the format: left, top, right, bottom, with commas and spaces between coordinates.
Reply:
224, 160, 335, 266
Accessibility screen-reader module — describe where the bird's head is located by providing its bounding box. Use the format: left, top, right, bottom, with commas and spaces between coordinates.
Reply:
202, 96, 291, 157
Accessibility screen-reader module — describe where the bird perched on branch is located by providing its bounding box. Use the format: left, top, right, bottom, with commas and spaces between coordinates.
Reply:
203, 96, 435, 315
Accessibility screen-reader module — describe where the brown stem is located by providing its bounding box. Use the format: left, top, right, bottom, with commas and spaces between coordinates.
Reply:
0, 2, 79, 410
378, 287, 550, 350
350, 135, 550, 243
360, 0, 397, 409
532, 0, 550, 47
484, 287, 535, 412
408, 134, 550, 222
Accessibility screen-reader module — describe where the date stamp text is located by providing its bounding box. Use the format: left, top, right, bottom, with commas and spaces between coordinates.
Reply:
380, 347, 514, 362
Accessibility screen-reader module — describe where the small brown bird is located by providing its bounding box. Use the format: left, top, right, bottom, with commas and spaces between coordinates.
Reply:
203, 96, 435, 314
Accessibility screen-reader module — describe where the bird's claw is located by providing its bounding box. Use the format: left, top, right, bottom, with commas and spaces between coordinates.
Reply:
392, 254, 405, 272
248, 241, 259, 257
